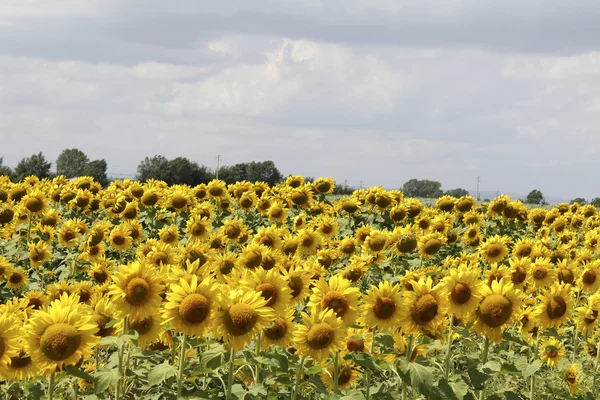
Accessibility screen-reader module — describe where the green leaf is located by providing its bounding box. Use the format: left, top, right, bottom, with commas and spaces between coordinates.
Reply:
305, 365, 323, 375
94, 370, 120, 393
522, 360, 543, 378
201, 343, 225, 369
408, 362, 435, 395
147, 362, 177, 387
340, 390, 365, 400
65, 365, 95, 382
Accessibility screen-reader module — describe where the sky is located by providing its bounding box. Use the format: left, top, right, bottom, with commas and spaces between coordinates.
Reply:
1, 1, 600, 200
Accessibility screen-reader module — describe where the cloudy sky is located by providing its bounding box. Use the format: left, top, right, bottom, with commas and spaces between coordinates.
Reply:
2, 1, 600, 200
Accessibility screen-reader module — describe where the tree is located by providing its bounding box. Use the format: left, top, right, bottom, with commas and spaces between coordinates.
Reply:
570, 197, 587, 205
0, 157, 13, 180
444, 188, 470, 197
14, 152, 52, 181
136, 155, 173, 183
402, 179, 443, 198
246, 161, 283, 186
590, 198, 600, 208
526, 189, 545, 205
56, 148, 89, 178
169, 157, 214, 186
218, 163, 249, 184
82, 159, 108, 187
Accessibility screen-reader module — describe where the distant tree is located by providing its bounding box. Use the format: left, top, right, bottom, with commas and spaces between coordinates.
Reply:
570, 197, 587, 205
526, 189, 545, 205
333, 181, 354, 195
56, 148, 89, 178
402, 179, 443, 198
304, 176, 315, 184
136, 155, 173, 183
82, 159, 108, 187
218, 163, 248, 184
246, 161, 283, 186
169, 157, 214, 186
14, 152, 52, 181
0, 157, 13, 180
444, 188, 470, 197
590, 198, 600, 208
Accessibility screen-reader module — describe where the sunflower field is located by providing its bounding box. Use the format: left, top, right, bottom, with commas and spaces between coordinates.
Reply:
0, 174, 598, 400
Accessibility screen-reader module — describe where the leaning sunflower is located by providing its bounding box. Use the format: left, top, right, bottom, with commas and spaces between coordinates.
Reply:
261, 308, 296, 349
213, 288, 275, 351
360, 281, 403, 331
108, 261, 164, 319
162, 275, 219, 337
539, 337, 564, 367
308, 275, 361, 326
479, 235, 511, 265
294, 308, 345, 362
25, 293, 99, 371
473, 280, 523, 343
532, 283, 573, 330
398, 277, 447, 336
242, 267, 292, 315
440, 265, 484, 319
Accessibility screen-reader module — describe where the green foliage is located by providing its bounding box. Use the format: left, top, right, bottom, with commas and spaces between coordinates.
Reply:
525, 189, 545, 205
402, 179, 443, 198
14, 152, 52, 181
219, 160, 283, 186
56, 148, 89, 178
445, 188, 470, 197
136, 155, 174, 183
82, 159, 109, 186
0, 157, 14, 180
570, 197, 586, 205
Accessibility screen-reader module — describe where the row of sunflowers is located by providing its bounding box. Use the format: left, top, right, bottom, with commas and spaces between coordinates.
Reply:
0, 174, 598, 399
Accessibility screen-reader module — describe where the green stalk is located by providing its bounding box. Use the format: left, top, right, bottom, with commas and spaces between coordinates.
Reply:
365, 329, 376, 399
256, 332, 262, 384
333, 351, 340, 395
116, 316, 128, 400
226, 347, 235, 400
292, 356, 305, 400
571, 292, 582, 363
402, 335, 414, 400
478, 336, 490, 400
444, 315, 455, 380
530, 334, 541, 400
594, 342, 600, 398
177, 334, 187, 399
47, 372, 55, 400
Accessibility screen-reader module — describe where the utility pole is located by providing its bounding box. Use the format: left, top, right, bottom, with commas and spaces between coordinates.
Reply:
216, 155, 221, 180
359, 180, 363, 189
476, 176, 481, 201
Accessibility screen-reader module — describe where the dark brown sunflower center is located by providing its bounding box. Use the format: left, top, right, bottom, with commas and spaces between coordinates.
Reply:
397, 237, 417, 253
78, 290, 91, 303
27, 297, 43, 310
171, 195, 187, 209
486, 245, 503, 259
558, 268, 574, 284
161, 232, 177, 244
422, 239, 442, 255
224, 225, 241, 239
306, 323, 335, 350
190, 223, 206, 237
547, 350, 558, 358
129, 317, 154, 335
289, 276, 304, 298
256, 283, 278, 307
373, 296, 396, 319
411, 294, 439, 325
583, 270, 597, 285
142, 192, 159, 206
291, 192, 308, 206
225, 303, 258, 336
546, 296, 567, 319
368, 237, 386, 252
151, 252, 169, 266
93, 271, 108, 283
340, 242, 356, 255
40, 323, 81, 361
346, 338, 365, 353
585, 310, 598, 324
338, 366, 353, 386
179, 294, 210, 324
219, 260, 234, 275
264, 319, 287, 340
63, 231, 76, 243
301, 235, 314, 248
25, 197, 44, 213
515, 247, 532, 257
511, 268, 527, 285
10, 352, 32, 369
322, 292, 349, 318
112, 234, 125, 246
125, 277, 151, 306
8, 273, 23, 284
96, 315, 115, 337
478, 294, 512, 328
532, 267, 548, 280
451, 283, 472, 304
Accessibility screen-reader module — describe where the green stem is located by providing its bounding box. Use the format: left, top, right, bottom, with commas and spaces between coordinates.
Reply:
530, 334, 540, 400
292, 357, 305, 400
444, 315, 455, 380
226, 347, 235, 400
47, 372, 55, 400
478, 336, 490, 400
365, 329, 376, 399
116, 316, 128, 400
256, 332, 262, 384
594, 342, 600, 398
177, 334, 187, 399
402, 336, 414, 400
333, 351, 340, 395
571, 293, 581, 363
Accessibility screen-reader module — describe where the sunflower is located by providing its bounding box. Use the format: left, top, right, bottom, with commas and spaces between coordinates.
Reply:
399, 277, 447, 336
22, 291, 47, 313
308, 275, 361, 326
289, 186, 313, 207
242, 268, 292, 315
285, 266, 314, 306
360, 281, 403, 331
108, 225, 133, 251
338, 198, 361, 215
485, 264, 511, 287
207, 179, 227, 199
88, 259, 113, 284
440, 265, 484, 319
363, 230, 389, 253
162, 276, 219, 337
530, 257, 557, 290
109, 261, 164, 319
0, 313, 22, 376
5, 268, 28, 291
508, 257, 531, 290
473, 280, 523, 343
294, 309, 345, 362
343, 327, 372, 355
296, 229, 322, 256
5, 348, 39, 381
537, 337, 564, 367
417, 232, 446, 259
480, 235, 511, 264
341, 256, 369, 282
125, 314, 163, 349
158, 225, 180, 245
57, 222, 81, 248
46, 281, 74, 302
578, 261, 600, 293
322, 359, 362, 392
313, 177, 335, 194
574, 301, 598, 337
238, 243, 267, 270
532, 283, 573, 330
220, 217, 248, 243
25, 293, 98, 371
185, 216, 211, 243
72, 282, 95, 305
310, 215, 339, 240
0, 257, 13, 280
564, 364, 582, 394
22, 190, 48, 215
512, 237, 535, 259
213, 288, 275, 351
337, 237, 358, 258
212, 252, 238, 282
261, 308, 296, 349
267, 201, 288, 224
92, 297, 117, 338
146, 242, 179, 268
79, 242, 105, 262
